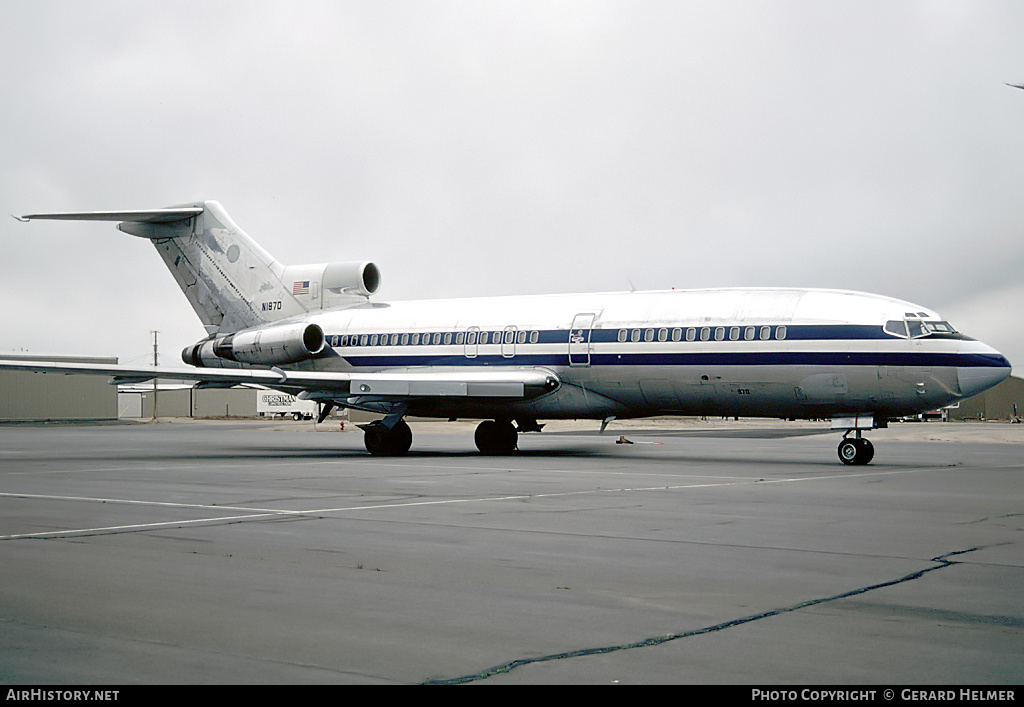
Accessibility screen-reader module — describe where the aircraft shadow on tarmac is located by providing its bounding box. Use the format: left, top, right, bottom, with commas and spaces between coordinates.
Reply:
98, 436, 901, 469
11, 424, 919, 467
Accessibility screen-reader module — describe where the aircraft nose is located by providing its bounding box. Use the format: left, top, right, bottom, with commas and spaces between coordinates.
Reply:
957, 343, 1011, 398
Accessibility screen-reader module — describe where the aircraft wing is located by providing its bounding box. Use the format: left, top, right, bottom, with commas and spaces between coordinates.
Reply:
0, 358, 560, 401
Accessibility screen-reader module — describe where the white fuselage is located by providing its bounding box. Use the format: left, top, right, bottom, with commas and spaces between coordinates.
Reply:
282, 287, 1010, 422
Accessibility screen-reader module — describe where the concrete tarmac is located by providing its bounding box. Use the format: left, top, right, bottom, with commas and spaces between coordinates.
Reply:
0, 419, 1021, 685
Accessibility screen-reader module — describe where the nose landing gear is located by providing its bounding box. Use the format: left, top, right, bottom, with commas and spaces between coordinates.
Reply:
838, 434, 874, 465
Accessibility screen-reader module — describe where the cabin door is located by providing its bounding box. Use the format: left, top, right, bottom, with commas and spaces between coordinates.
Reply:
569, 312, 597, 367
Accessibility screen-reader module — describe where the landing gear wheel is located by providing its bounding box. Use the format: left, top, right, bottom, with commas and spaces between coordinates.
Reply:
474, 419, 518, 455
838, 438, 874, 466
364, 420, 413, 456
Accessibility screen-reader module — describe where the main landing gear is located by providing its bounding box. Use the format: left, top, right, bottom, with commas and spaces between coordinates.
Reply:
359, 417, 522, 456
837, 433, 874, 466
361, 419, 413, 456
474, 419, 518, 455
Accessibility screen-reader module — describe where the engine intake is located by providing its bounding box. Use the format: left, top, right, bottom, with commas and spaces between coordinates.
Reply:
323, 261, 380, 296
183, 322, 326, 368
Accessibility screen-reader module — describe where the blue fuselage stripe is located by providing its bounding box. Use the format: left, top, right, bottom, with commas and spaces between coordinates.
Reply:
333, 351, 1008, 369
327, 324, 1008, 370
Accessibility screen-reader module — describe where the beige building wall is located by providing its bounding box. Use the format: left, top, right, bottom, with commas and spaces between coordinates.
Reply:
0, 355, 118, 421
141, 387, 257, 418
947, 376, 1023, 421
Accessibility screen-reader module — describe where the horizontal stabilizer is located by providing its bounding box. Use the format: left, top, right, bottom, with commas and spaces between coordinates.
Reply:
20, 208, 202, 224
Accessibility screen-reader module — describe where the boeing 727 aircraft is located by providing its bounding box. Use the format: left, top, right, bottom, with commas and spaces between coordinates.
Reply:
3, 200, 1012, 464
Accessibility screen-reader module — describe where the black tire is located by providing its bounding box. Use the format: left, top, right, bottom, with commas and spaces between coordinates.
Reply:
475, 419, 518, 455
364, 426, 388, 456
855, 438, 874, 464
838, 439, 858, 465
388, 420, 413, 456
364, 420, 413, 456
838, 438, 873, 465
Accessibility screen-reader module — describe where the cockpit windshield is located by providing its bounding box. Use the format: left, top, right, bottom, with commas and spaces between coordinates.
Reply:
883, 319, 960, 339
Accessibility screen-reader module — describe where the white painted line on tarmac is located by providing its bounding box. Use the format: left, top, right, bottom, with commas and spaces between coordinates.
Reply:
0, 466, 930, 541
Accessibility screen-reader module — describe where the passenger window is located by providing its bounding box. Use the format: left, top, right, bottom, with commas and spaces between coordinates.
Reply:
411, 333, 420, 345
729, 327, 740, 341
745, 327, 755, 341
776, 326, 787, 340
700, 327, 711, 341
370, 334, 379, 346
466, 331, 476, 345
760, 326, 770, 340
686, 328, 696, 341
715, 327, 725, 341
530, 330, 539, 344
479, 332, 488, 345
360, 334, 369, 346
658, 328, 668, 342
631, 329, 641, 342
443, 332, 453, 345
672, 328, 682, 341
401, 333, 409, 346
618, 329, 627, 342
433, 333, 442, 345
516, 330, 526, 344
456, 332, 465, 345
644, 329, 654, 342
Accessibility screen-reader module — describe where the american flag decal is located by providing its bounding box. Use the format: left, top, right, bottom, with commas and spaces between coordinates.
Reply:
292, 281, 310, 295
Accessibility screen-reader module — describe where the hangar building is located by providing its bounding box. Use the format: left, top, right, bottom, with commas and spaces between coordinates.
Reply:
946, 374, 1023, 421
0, 354, 119, 422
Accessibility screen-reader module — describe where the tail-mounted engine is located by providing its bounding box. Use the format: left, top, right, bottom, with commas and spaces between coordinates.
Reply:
322, 261, 380, 297
280, 261, 381, 299
183, 322, 326, 368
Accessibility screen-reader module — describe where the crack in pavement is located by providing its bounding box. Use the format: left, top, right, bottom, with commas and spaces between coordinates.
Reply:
423, 548, 978, 685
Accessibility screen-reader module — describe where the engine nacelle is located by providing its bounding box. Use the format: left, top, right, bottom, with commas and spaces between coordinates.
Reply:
279, 261, 381, 299
322, 261, 380, 297
183, 322, 326, 368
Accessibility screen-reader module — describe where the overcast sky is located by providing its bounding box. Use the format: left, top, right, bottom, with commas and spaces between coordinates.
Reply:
2, 1, 1023, 372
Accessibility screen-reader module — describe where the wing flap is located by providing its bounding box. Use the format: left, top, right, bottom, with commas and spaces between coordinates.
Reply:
348, 370, 548, 398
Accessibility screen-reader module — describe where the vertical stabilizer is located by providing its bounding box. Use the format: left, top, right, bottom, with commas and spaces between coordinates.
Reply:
22, 201, 380, 336
123, 201, 290, 335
